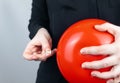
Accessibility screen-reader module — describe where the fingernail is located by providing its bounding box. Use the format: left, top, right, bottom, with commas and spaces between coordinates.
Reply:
80, 48, 86, 54
94, 25, 101, 29
81, 64, 85, 68
91, 72, 97, 77
45, 49, 51, 56
81, 63, 87, 68
95, 25, 99, 27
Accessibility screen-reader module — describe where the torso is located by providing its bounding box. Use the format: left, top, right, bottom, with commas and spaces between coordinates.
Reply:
46, 0, 120, 47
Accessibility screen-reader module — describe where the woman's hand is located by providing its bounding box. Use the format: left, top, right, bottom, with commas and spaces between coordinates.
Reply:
80, 23, 120, 83
23, 28, 56, 61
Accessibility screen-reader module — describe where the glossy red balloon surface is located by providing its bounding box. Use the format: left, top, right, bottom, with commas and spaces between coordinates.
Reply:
57, 19, 114, 83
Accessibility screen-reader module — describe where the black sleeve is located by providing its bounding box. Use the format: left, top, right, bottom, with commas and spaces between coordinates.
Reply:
28, 0, 49, 39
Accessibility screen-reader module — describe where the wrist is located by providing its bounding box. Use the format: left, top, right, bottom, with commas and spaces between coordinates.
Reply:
36, 28, 51, 39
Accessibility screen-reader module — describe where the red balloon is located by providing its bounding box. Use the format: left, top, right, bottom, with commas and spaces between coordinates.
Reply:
57, 19, 114, 83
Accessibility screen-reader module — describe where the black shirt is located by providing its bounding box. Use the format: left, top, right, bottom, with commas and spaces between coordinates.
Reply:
28, 0, 120, 83
29, 0, 120, 47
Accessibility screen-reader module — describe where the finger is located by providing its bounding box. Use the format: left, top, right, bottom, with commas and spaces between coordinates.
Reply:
43, 48, 57, 59
23, 47, 41, 61
80, 44, 116, 55
82, 55, 118, 69
95, 23, 119, 36
32, 53, 46, 61
23, 53, 34, 61
27, 38, 53, 61
23, 40, 43, 61
31, 53, 40, 61
91, 65, 120, 79
23, 44, 36, 60
107, 79, 114, 83
34, 48, 57, 61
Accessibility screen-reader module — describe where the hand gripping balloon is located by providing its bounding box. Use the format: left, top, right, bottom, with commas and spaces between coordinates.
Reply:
57, 19, 114, 83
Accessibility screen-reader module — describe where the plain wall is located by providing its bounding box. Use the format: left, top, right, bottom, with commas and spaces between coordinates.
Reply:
0, 0, 39, 83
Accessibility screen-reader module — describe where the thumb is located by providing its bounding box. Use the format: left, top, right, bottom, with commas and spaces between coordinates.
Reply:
41, 38, 52, 56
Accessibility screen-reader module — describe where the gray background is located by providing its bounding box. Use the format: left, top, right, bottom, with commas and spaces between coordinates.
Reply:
0, 0, 39, 83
